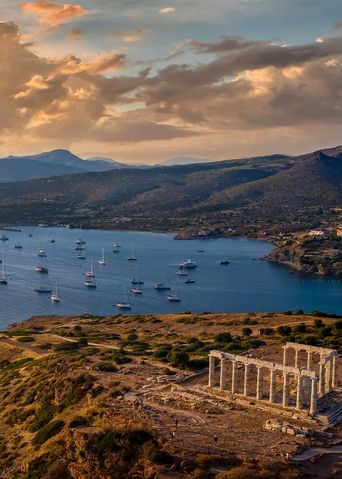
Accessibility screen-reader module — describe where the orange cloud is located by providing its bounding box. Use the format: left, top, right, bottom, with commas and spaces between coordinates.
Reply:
20, 1, 87, 26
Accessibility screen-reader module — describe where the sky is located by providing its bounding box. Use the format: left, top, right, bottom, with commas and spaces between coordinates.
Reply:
0, 0, 342, 163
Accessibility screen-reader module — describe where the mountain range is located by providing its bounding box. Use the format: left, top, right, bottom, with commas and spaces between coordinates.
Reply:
0, 145, 340, 236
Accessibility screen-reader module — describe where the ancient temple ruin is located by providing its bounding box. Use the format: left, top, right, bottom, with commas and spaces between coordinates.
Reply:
208, 343, 339, 417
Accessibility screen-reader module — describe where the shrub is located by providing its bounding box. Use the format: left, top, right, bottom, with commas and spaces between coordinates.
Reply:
166, 350, 189, 368
293, 323, 306, 333
68, 416, 89, 428
94, 362, 117, 372
313, 318, 324, 328
31, 420, 64, 446
214, 332, 232, 343
334, 319, 342, 330
52, 341, 79, 353
277, 326, 292, 336
16, 336, 35, 343
29, 402, 56, 433
242, 328, 252, 337
148, 448, 173, 465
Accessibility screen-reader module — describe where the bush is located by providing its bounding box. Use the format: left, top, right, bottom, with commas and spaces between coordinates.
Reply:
68, 416, 89, 428
52, 341, 79, 353
29, 402, 56, 433
293, 323, 306, 333
214, 332, 232, 343
277, 326, 292, 336
313, 318, 324, 328
31, 420, 64, 446
166, 350, 189, 368
334, 319, 342, 330
153, 346, 172, 360
16, 336, 35, 342
242, 328, 252, 337
148, 448, 173, 465
94, 362, 117, 372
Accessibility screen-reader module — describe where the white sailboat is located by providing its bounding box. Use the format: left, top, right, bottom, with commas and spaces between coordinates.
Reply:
126, 246, 137, 261
131, 286, 143, 295
117, 285, 132, 309
50, 282, 60, 302
167, 289, 181, 302
85, 260, 95, 277
112, 242, 121, 253
38, 241, 47, 257
177, 265, 188, 276
34, 257, 48, 274
75, 227, 86, 245
0, 263, 8, 284
98, 248, 106, 265
84, 277, 97, 288
179, 259, 197, 269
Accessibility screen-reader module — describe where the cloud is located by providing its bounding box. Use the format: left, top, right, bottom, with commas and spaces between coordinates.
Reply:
111, 28, 147, 44
158, 7, 176, 14
1, 20, 342, 161
20, 1, 87, 26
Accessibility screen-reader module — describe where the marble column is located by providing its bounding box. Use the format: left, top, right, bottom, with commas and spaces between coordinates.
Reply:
309, 377, 318, 416
294, 349, 299, 368
283, 348, 287, 366
325, 359, 333, 394
282, 372, 290, 407
332, 356, 338, 388
296, 375, 303, 410
256, 367, 263, 400
220, 359, 228, 390
307, 352, 312, 370
269, 369, 276, 403
243, 364, 250, 396
318, 362, 325, 396
208, 355, 215, 387
231, 360, 237, 394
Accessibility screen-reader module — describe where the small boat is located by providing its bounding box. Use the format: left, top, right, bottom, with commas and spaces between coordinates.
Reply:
85, 260, 95, 278
84, 278, 97, 288
98, 248, 106, 265
34, 265, 48, 274
28, 233, 33, 238
50, 238, 56, 243
78, 250, 86, 259
14, 242, 23, 249
35, 285, 52, 294
167, 293, 181, 302
50, 283, 60, 302
112, 243, 121, 253
127, 247, 137, 261
131, 287, 143, 295
177, 266, 188, 276
185, 279, 195, 284
117, 285, 132, 309
0, 264, 7, 284
75, 245, 84, 251
220, 260, 230, 266
197, 250, 205, 253
0, 235, 9, 241
180, 259, 197, 269
38, 242, 47, 257
153, 282, 171, 291
131, 270, 144, 285
75, 227, 86, 245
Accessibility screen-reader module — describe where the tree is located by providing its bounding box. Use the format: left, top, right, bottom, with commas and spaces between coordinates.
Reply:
167, 350, 189, 368
242, 328, 252, 337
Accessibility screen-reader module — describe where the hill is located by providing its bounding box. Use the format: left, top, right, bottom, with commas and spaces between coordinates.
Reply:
0, 149, 122, 182
0, 147, 340, 240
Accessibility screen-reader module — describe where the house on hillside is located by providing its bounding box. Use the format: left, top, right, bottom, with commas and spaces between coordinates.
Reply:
308, 228, 328, 237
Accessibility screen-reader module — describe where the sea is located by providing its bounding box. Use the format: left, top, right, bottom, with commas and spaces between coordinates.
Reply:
0, 226, 341, 328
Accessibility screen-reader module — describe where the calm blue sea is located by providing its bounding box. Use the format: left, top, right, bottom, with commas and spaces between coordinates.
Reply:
0, 226, 340, 328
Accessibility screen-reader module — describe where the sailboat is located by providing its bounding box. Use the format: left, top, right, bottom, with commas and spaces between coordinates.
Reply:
98, 248, 106, 265
85, 260, 95, 277
35, 280, 52, 294
0, 264, 8, 284
0, 235, 8, 241
50, 238, 56, 243
84, 277, 97, 288
78, 249, 86, 260
131, 286, 143, 294
50, 282, 60, 302
177, 265, 188, 276
126, 247, 137, 261
131, 269, 144, 285
167, 289, 181, 302
14, 241, 23, 249
34, 257, 48, 274
75, 227, 86, 245
38, 242, 47, 257
116, 285, 132, 309
112, 242, 121, 253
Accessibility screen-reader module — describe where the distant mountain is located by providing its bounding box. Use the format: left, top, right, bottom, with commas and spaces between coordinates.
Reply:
0, 149, 117, 182
87, 157, 148, 169
160, 157, 214, 166
0, 147, 340, 235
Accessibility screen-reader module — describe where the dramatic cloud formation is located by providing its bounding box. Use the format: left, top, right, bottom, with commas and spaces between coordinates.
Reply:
1, 14, 342, 161
20, 0, 87, 26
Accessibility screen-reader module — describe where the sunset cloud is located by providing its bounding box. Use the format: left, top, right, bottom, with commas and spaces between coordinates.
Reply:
20, 1, 87, 26
1, 19, 342, 162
